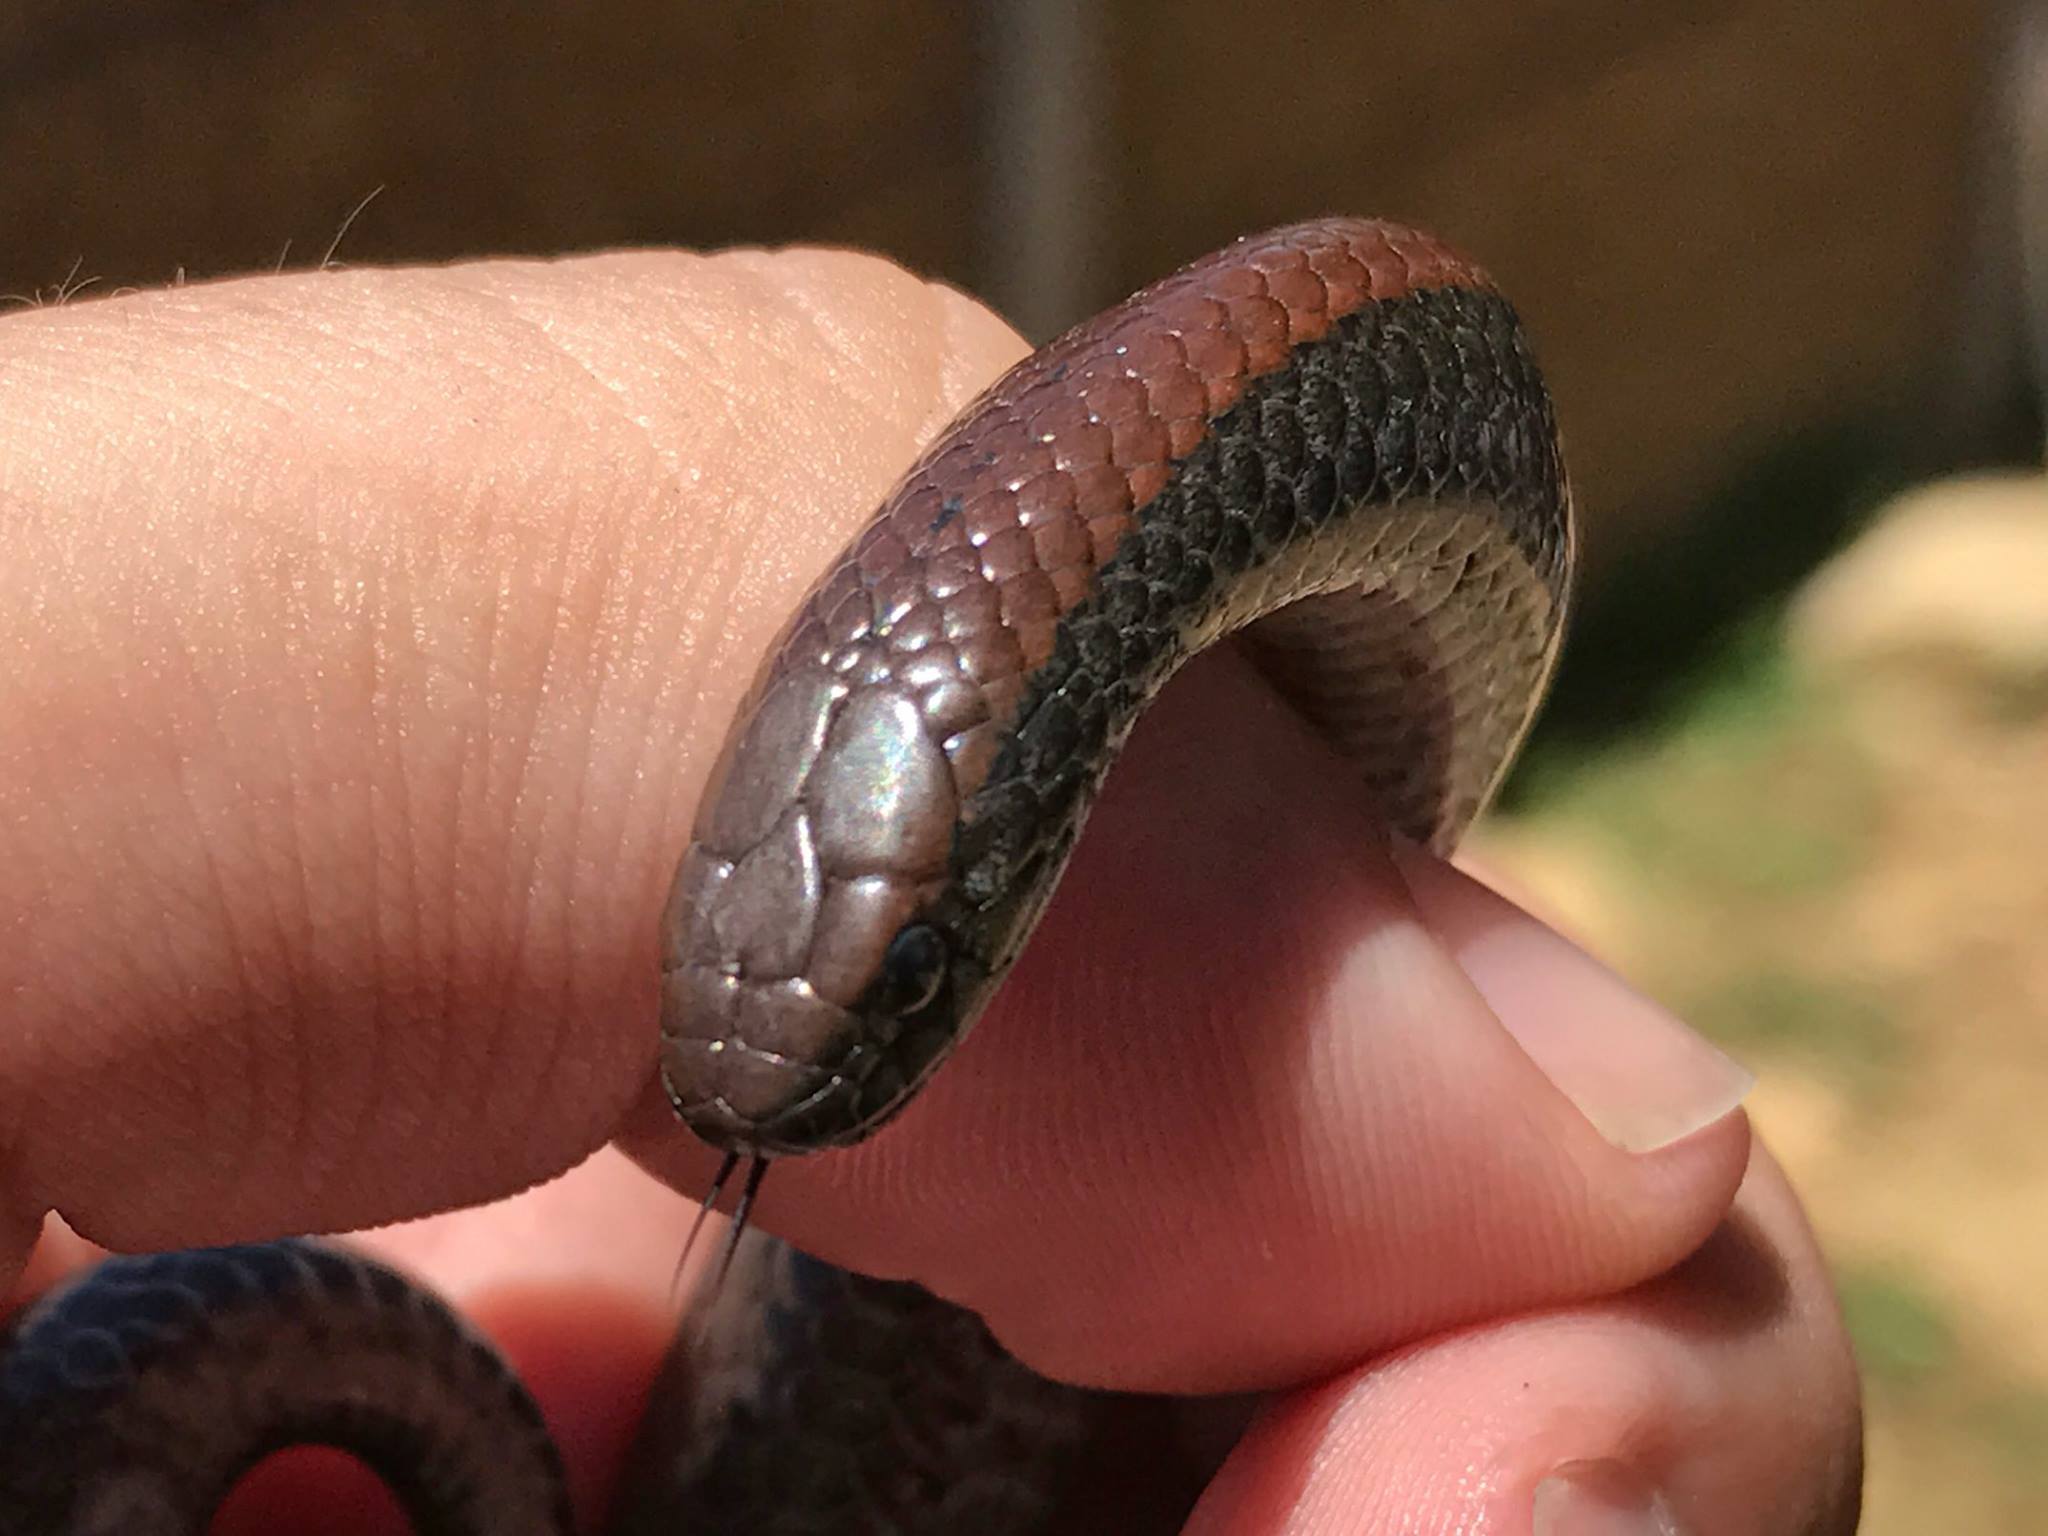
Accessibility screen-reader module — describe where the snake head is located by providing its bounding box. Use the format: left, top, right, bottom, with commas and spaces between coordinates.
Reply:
657, 663, 985, 1155
658, 219, 1574, 1156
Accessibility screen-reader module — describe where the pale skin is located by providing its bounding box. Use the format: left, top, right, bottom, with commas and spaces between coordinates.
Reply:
0, 246, 1861, 1534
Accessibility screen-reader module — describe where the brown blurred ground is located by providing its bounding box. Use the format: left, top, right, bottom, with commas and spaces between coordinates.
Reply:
0, 1, 2016, 582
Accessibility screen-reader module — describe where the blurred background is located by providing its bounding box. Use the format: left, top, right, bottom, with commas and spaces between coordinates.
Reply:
4, 1, 2043, 1527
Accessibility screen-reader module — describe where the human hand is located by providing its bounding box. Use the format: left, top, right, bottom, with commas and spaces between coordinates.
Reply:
0, 244, 1860, 1533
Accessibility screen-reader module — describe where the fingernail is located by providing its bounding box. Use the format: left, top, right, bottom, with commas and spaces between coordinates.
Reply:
1534, 1459, 1689, 1535
1391, 843, 1753, 1154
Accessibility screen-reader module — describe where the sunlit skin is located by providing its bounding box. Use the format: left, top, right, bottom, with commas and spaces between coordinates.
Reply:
0, 247, 1859, 1533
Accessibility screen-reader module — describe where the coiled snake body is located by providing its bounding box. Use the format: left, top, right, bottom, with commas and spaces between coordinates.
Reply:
0, 218, 1573, 1534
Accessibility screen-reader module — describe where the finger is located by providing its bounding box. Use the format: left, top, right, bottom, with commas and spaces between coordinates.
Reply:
1184, 1146, 1861, 1536
0, 246, 1024, 1273
627, 638, 1755, 1392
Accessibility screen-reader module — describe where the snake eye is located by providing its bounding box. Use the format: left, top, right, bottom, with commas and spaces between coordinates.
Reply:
875, 923, 948, 1017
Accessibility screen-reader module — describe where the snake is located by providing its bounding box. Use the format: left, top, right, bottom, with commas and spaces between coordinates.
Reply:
0, 217, 1573, 1534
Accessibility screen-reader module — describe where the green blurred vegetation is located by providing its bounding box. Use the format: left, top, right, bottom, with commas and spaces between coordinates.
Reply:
1840, 1264, 1958, 1388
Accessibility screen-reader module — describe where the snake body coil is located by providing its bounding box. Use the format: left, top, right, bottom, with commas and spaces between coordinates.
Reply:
0, 218, 1572, 1534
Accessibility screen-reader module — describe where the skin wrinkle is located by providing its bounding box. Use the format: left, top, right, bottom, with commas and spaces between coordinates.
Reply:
612, 549, 730, 1013
362, 552, 425, 1203
434, 453, 517, 1178
294, 275, 480, 384
543, 461, 656, 1132
477, 678, 563, 1167
636, 305, 772, 476
0, 777, 61, 1191
159, 605, 285, 1221
42, 589, 242, 1215
10, 338, 257, 459
484, 464, 590, 1160
1296, 905, 1487, 1325
725, 253, 888, 381
505, 549, 621, 1168
227, 283, 460, 447
457, 408, 601, 1165
350, 558, 432, 1203
476, 288, 677, 475
548, 613, 665, 1158
603, 525, 694, 892
1295, 915, 1420, 1238
777, 254, 997, 500
299, 503, 398, 1205
252, 713, 325, 1216
272, 802, 348, 1209
616, 260, 821, 458
284, 532, 360, 1210
761, 252, 967, 437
